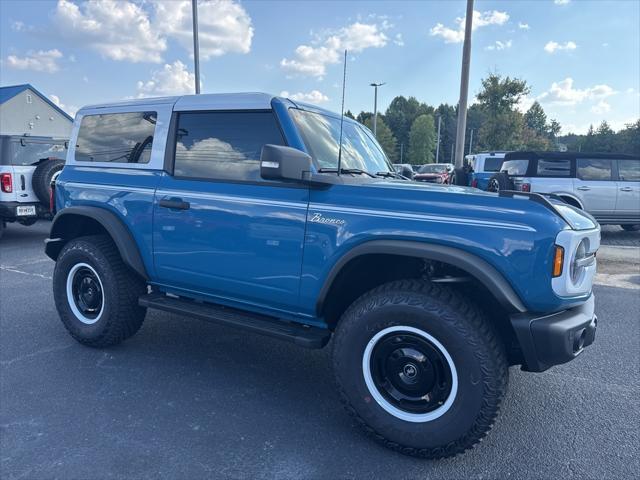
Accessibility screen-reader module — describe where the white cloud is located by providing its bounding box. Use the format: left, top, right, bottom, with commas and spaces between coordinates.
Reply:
486, 40, 512, 51
53, 0, 252, 63
281, 22, 389, 78
554, 0, 571, 5
6, 49, 63, 73
394, 33, 405, 47
538, 78, 616, 106
430, 10, 509, 44
518, 22, 530, 30
544, 40, 577, 53
280, 90, 329, 104
49, 94, 78, 117
136, 61, 196, 97
153, 0, 253, 60
54, 0, 166, 63
590, 100, 611, 114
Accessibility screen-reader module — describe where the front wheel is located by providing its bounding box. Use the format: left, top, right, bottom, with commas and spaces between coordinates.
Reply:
332, 280, 508, 459
53, 235, 147, 347
487, 173, 513, 192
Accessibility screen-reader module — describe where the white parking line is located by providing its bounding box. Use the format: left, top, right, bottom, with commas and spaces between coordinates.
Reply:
595, 273, 640, 290
0, 266, 52, 280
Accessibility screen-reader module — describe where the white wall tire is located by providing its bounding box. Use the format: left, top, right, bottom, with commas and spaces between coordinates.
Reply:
66, 262, 105, 325
362, 325, 458, 423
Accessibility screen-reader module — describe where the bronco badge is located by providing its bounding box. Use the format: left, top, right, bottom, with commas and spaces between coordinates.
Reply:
309, 212, 346, 226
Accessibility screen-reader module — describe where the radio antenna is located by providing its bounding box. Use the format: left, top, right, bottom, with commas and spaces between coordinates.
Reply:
336, 49, 347, 176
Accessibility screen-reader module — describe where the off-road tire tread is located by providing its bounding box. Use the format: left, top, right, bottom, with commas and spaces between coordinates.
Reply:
32, 159, 64, 205
332, 279, 508, 459
54, 235, 146, 347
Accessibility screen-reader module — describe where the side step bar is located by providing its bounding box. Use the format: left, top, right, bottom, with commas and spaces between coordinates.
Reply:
139, 293, 331, 349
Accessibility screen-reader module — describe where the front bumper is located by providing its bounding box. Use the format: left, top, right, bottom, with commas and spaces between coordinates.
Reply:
510, 295, 597, 372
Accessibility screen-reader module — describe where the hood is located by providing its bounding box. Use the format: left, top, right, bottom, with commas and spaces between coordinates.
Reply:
339, 178, 594, 232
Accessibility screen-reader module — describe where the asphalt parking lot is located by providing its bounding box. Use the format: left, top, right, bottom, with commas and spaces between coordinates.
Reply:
1, 221, 639, 480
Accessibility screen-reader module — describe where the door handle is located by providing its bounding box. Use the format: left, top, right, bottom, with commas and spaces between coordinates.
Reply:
159, 198, 190, 210
576, 186, 590, 191
619, 187, 633, 192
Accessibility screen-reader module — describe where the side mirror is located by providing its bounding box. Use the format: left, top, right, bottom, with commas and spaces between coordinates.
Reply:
260, 144, 312, 182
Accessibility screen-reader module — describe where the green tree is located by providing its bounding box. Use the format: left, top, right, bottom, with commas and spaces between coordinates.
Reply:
384, 96, 433, 152
548, 119, 562, 140
344, 110, 355, 120
364, 116, 398, 162
356, 111, 373, 125
592, 121, 616, 152
615, 120, 640, 154
524, 101, 548, 136
476, 74, 530, 150
407, 114, 436, 165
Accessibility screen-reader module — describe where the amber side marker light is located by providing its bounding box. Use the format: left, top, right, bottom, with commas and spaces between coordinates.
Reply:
553, 246, 564, 277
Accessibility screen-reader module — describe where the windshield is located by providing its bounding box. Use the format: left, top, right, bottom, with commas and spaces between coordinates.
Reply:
501, 159, 529, 176
290, 109, 392, 173
419, 164, 448, 174
2, 139, 67, 166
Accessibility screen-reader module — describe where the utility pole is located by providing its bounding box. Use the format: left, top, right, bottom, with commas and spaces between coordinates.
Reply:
370, 82, 385, 137
453, 0, 474, 182
435, 116, 442, 163
468, 128, 474, 155
400, 143, 404, 163
192, 0, 201, 94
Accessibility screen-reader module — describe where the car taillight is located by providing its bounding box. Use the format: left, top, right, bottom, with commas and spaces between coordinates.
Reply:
521, 183, 531, 192
471, 178, 478, 188
0, 173, 12, 193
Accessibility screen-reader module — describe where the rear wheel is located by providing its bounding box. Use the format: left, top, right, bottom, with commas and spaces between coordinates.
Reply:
53, 235, 147, 347
332, 280, 508, 459
487, 173, 513, 192
621, 224, 640, 232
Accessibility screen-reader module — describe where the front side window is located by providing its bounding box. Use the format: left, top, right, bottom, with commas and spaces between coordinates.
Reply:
75, 111, 157, 163
536, 158, 571, 177
618, 159, 640, 181
577, 159, 613, 181
173, 111, 285, 181
290, 109, 392, 174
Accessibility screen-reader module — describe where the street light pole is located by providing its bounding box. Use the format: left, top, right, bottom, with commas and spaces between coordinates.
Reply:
435, 116, 442, 163
370, 82, 385, 137
453, 0, 474, 183
192, 0, 201, 94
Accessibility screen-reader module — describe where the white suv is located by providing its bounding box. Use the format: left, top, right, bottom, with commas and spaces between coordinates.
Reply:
488, 151, 640, 230
0, 135, 67, 238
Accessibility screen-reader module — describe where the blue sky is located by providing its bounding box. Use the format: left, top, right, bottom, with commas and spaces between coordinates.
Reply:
1, 0, 638, 134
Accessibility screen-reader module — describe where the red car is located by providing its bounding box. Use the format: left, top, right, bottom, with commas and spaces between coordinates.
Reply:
413, 163, 454, 184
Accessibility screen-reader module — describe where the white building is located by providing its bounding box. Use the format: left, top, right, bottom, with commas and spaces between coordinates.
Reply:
0, 84, 73, 138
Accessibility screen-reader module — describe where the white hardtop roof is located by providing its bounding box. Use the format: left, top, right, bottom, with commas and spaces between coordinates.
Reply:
79, 92, 276, 113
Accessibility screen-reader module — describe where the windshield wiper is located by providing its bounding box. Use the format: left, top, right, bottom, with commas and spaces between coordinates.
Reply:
318, 167, 377, 178
375, 171, 407, 180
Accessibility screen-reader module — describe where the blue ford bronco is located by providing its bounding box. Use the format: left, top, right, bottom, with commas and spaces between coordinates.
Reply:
46, 93, 599, 458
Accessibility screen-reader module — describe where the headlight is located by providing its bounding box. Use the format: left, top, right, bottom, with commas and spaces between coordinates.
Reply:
570, 238, 593, 285
552, 228, 600, 297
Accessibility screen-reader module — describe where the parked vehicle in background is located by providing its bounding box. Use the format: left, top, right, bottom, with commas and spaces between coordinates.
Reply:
392, 163, 414, 179
46, 93, 599, 459
0, 135, 67, 239
466, 152, 507, 190
413, 163, 454, 184
488, 151, 640, 230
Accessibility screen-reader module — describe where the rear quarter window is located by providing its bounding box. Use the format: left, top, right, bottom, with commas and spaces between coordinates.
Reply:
2, 140, 67, 166
577, 158, 613, 181
483, 157, 503, 172
75, 111, 157, 163
501, 159, 529, 176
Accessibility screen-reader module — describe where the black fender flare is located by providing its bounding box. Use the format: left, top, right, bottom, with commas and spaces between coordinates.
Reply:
316, 240, 527, 314
45, 206, 148, 279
